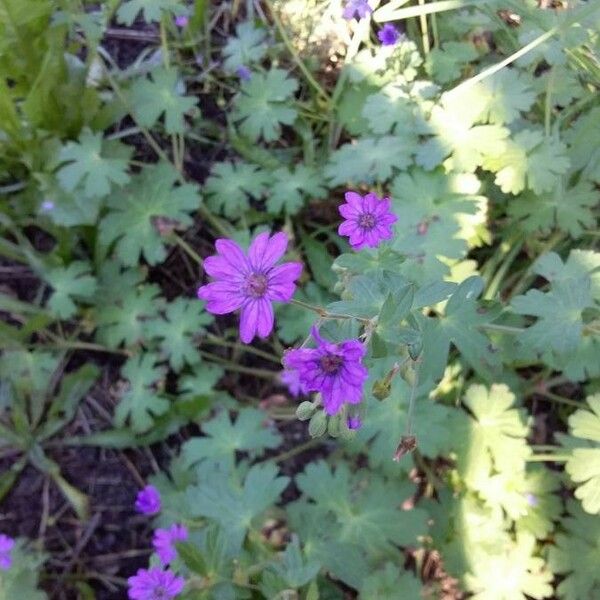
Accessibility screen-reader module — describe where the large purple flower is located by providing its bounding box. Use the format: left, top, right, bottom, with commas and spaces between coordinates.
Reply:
153, 524, 188, 566
343, 0, 372, 20
284, 327, 368, 415
135, 485, 161, 516
127, 567, 185, 600
338, 191, 397, 250
0, 534, 14, 571
197, 232, 302, 344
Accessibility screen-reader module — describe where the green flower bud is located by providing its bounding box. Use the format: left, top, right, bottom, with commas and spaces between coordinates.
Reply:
372, 378, 392, 400
308, 411, 327, 437
327, 414, 341, 438
296, 401, 316, 421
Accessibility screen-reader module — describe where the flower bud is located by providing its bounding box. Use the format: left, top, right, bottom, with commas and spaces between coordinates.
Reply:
372, 378, 392, 400
327, 414, 341, 438
308, 411, 327, 437
296, 401, 316, 421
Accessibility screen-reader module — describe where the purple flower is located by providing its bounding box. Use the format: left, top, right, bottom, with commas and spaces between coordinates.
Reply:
280, 369, 309, 398
236, 66, 252, 81
284, 326, 368, 416
153, 524, 188, 565
197, 232, 303, 344
525, 493, 538, 507
338, 191, 398, 250
0, 534, 14, 571
40, 200, 55, 213
378, 24, 401, 46
347, 415, 362, 430
127, 567, 185, 600
135, 485, 161, 516
174, 15, 189, 28
343, 0, 372, 20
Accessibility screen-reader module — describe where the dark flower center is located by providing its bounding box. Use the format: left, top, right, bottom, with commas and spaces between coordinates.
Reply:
320, 354, 343, 374
245, 273, 268, 298
153, 587, 168, 600
358, 212, 376, 230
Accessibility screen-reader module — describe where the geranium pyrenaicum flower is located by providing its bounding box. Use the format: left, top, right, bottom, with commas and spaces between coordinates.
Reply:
127, 567, 185, 600
347, 415, 362, 430
236, 65, 252, 81
153, 524, 188, 565
338, 191, 398, 250
135, 485, 161, 516
174, 15, 189, 28
284, 326, 368, 416
0, 534, 14, 571
197, 232, 303, 344
280, 369, 309, 398
378, 23, 401, 46
343, 0, 372, 20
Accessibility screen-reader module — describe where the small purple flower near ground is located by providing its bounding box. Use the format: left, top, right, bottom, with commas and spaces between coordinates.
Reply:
347, 415, 362, 430
284, 326, 368, 416
525, 493, 538, 507
135, 485, 161, 516
343, 0, 372, 20
338, 191, 398, 250
378, 23, 401, 46
40, 200, 55, 213
236, 65, 252, 81
280, 369, 308, 397
153, 524, 188, 566
174, 15, 189, 28
0, 534, 14, 571
197, 232, 303, 344
127, 567, 185, 600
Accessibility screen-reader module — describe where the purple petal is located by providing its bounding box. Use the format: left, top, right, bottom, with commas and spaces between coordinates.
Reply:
215, 238, 250, 274
256, 298, 275, 338
344, 191, 364, 209
338, 220, 360, 236
198, 282, 245, 314
339, 203, 359, 219
249, 231, 288, 271
203, 255, 242, 279
240, 300, 260, 343
267, 262, 303, 301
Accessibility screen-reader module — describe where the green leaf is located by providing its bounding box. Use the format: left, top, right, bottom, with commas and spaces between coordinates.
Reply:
465, 533, 553, 600
145, 298, 212, 371
57, 128, 132, 198
266, 166, 327, 215
302, 236, 336, 290
482, 129, 570, 195
129, 68, 197, 134
565, 394, 600, 514
176, 541, 208, 576
188, 462, 289, 552
459, 384, 530, 481
180, 408, 281, 469
548, 500, 600, 600
204, 161, 270, 219
515, 468, 561, 539
325, 135, 416, 185
44, 261, 97, 319
359, 563, 422, 600
99, 163, 199, 266
0, 540, 46, 600
233, 69, 298, 142
117, 0, 185, 25
419, 277, 502, 381
416, 93, 508, 172
508, 178, 598, 238
96, 262, 164, 348
113, 354, 169, 432
223, 21, 268, 72
425, 41, 478, 84
565, 105, 600, 183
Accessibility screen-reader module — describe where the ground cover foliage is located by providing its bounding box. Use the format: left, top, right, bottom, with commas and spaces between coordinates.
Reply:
0, 0, 599, 598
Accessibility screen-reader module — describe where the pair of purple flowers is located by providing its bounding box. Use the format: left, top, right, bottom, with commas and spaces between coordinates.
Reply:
197, 192, 397, 419
129, 485, 187, 599
342, 0, 401, 46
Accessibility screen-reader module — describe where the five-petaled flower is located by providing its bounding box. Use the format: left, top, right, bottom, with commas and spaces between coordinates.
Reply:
378, 23, 401, 46
0, 534, 14, 571
338, 191, 398, 250
153, 524, 188, 566
127, 567, 185, 600
343, 0, 372, 20
135, 485, 161, 516
284, 326, 368, 415
197, 232, 303, 344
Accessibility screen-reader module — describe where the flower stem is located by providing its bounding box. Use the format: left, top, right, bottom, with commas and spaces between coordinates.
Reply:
203, 334, 282, 363
405, 360, 420, 436
290, 298, 369, 323
526, 454, 570, 462
171, 234, 203, 266
198, 350, 276, 378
